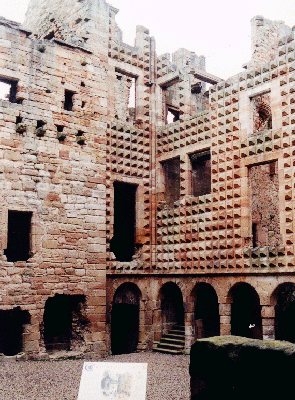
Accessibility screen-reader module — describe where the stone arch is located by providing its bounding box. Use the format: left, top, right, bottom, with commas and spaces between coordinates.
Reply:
271, 282, 295, 343
159, 281, 184, 335
111, 282, 141, 355
227, 282, 262, 339
191, 283, 220, 339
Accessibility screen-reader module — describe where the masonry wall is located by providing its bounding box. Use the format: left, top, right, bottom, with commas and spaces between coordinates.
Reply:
0, 17, 108, 356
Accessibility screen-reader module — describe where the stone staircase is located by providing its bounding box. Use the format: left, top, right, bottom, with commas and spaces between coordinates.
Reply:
153, 325, 185, 354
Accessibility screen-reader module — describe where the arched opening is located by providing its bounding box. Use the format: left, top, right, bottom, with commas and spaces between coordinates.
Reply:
229, 283, 262, 339
43, 294, 88, 352
0, 307, 30, 356
193, 283, 220, 339
160, 282, 184, 334
111, 283, 141, 355
273, 283, 295, 343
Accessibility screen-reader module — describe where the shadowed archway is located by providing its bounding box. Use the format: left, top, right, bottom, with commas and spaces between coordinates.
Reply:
273, 283, 295, 343
192, 283, 220, 339
111, 282, 141, 355
229, 283, 262, 339
160, 282, 184, 334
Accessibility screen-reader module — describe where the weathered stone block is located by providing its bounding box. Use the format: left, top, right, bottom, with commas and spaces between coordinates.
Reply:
190, 336, 295, 400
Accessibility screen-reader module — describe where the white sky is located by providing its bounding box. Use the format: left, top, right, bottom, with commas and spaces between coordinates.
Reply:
0, 0, 295, 79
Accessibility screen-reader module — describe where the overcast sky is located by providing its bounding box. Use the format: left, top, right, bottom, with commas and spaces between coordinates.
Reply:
0, 0, 295, 79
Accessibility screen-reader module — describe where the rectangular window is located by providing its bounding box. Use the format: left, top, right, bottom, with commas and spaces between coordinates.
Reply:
0, 78, 18, 103
190, 150, 211, 197
4, 211, 32, 262
64, 89, 75, 111
252, 92, 272, 134
162, 157, 181, 204
110, 182, 137, 262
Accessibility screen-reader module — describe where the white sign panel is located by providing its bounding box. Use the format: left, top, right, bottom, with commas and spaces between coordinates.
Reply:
77, 362, 148, 400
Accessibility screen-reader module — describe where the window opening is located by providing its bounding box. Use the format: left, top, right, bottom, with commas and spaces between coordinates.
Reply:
44, 31, 55, 40
43, 294, 88, 352
81, 101, 86, 108
269, 161, 276, 177
37, 120, 45, 129
4, 211, 32, 262
110, 182, 137, 262
56, 125, 66, 141
16, 116, 26, 134
128, 78, 136, 108
162, 158, 181, 205
81, 81, 85, 87
36, 120, 46, 137
190, 150, 211, 197
252, 223, 258, 248
166, 107, 179, 124
252, 93, 272, 134
64, 89, 75, 111
0, 79, 18, 103
0, 308, 30, 356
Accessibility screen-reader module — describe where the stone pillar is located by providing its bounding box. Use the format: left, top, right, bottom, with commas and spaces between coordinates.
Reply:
153, 304, 162, 344
179, 76, 191, 120
261, 305, 275, 340
138, 299, 146, 351
184, 301, 195, 354
219, 303, 231, 336
22, 310, 41, 357
180, 154, 191, 198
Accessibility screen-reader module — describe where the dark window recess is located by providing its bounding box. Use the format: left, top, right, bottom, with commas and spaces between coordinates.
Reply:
252, 223, 258, 248
190, 150, 211, 197
162, 158, 181, 205
43, 294, 88, 352
16, 116, 22, 124
37, 120, 45, 129
4, 211, 32, 262
0, 308, 30, 356
81, 101, 86, 108
57, 125, 63, 133
64, 90, 75, 111
269, 161, 276, 176
167, 107, 179, 124
110, 182, 137, 262
0, 79, 18, 103
81, 81, 85, 87
44, 31, 55, 40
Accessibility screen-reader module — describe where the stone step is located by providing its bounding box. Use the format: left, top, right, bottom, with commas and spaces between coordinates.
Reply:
164, 333, 185, 340
154, 346, 183, 355
153, 325, 185, 354
154, 340, 184, 349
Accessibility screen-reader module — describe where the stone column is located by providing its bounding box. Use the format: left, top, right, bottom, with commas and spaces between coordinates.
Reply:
153, 303, 162, 344
22, 310, 41, 357
219, 303, 231, 336
184, 301, 195, 354
138, 299, 146, 351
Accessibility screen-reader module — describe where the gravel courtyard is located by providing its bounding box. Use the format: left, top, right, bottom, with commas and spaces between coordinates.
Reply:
0, 352, 190, 400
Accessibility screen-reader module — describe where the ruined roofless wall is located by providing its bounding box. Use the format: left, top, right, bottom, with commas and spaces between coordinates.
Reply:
0, 14, 108, 356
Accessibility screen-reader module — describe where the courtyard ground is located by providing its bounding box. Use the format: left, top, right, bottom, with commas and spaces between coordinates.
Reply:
0, 352, 190, 400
